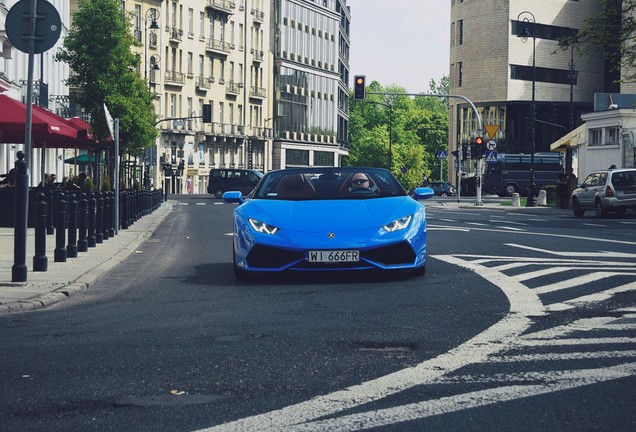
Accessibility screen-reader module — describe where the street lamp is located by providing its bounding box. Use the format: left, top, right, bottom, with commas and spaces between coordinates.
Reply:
517, 11, 537, 207
144, 8, 160, 81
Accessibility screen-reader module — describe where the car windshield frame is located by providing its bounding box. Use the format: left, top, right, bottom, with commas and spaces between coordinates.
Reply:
249, 167, 408, 200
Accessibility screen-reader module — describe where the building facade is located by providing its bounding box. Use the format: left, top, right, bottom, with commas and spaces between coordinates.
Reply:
126, 0, 273, 194
448, 0, 612, 186
271, 0, 350, 169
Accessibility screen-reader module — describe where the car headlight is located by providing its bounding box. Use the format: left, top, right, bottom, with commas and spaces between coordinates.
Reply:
382, 215, 412, 232
248, 218, 279, 235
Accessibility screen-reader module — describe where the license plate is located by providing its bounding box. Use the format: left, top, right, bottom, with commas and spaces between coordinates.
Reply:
307, 250, 359, 263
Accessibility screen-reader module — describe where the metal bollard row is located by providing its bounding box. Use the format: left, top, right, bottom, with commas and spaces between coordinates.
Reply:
29, 188, 164, 274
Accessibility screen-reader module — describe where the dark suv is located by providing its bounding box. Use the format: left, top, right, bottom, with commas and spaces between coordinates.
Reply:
429, 181, 457, 196
571, 168, 636, 217
207, 168, 263, 198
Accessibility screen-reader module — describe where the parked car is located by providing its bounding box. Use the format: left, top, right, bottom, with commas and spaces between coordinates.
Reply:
222, 167, 435, 279
571, 168, 636, 217
207, 168, 263, 198
429, 181, 457, 196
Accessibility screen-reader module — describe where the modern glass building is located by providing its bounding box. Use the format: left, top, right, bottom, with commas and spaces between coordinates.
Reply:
271, 0, 350, 169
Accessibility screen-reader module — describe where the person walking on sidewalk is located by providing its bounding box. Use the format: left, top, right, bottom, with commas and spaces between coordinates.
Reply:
556, 168, 568, 209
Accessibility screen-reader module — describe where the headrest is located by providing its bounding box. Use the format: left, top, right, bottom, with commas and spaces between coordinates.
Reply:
282, 174, 306, 191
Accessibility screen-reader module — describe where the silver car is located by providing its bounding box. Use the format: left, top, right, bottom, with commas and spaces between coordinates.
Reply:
571, 168, 636, 217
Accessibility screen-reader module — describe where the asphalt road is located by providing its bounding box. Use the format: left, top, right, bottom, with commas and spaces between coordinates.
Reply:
0, 195, 634, 432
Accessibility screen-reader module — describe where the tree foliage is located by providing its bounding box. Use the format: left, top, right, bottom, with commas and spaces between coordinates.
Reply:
55, 0, 157, 155
346, 79, 449, 191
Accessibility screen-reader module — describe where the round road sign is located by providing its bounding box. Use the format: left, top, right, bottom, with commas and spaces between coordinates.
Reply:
6, 0, 61, 54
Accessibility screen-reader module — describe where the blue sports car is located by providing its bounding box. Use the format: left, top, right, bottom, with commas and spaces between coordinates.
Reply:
222, 167, 434, 279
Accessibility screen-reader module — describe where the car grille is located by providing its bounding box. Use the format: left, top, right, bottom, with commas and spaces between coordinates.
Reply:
246, 241, 417, 270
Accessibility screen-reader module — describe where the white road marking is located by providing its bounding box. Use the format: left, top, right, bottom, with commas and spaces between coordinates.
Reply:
504, 243, 636, 259
534, 272, 636, 294
194, 246, 636, 432
544, 282, 636, 312
195, 255, 544, 432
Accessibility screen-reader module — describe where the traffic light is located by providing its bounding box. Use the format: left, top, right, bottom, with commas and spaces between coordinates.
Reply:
202, 104, 212, 123
472, 136, 484, 159
353, 75, 366, 100
178, 159, 185, 176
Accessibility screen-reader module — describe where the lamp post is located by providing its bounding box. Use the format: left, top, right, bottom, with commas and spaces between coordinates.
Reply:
517, 11, 537, 207
144, 8, 160, 82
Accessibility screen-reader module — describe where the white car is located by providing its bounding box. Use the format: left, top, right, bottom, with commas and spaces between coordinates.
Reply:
571, 168, 636, 217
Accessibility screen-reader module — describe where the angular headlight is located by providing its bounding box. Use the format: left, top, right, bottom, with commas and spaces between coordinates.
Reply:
382, 215, 412, 232
249, 218, 279, 235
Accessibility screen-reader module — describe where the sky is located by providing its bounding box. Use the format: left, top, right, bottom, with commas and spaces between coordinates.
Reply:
345, 0, 450, 93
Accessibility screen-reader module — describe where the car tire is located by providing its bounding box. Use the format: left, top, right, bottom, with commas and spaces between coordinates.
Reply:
441, 192, 448, 196
572, 198, 585, 217
214, 189, 224, 199
233, 243, 248, 281
504, 184, 517, 197
595, 198, 608, 218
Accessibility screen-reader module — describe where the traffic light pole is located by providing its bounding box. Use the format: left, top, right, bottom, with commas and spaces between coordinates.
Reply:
366, 91, 484, 206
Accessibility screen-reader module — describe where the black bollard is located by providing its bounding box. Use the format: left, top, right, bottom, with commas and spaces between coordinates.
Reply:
45, 189, 55, 235
108, 191, 115, 238
102, 191, 110, 241
66, 193, 78, 258
87, 192, 97, 248
54, 192, 67, 263
33, 192, 48, 272
121, 190, 129, 229
78, 193, 88, 252
95, 192, 104, 244
12, 152, 28, 282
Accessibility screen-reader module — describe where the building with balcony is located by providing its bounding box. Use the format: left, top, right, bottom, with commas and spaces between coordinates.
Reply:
128, 0, 272, 194
270, 0, 350, 169
448, 0, 615, 186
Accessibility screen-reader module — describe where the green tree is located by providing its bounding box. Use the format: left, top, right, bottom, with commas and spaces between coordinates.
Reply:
55, 0, 157, 156
347, 79, 449, 185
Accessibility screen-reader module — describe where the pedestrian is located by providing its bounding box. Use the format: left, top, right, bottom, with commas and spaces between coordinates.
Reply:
556, 168, 568, 209
420, 173, 429, 187
565, 167, 577, 209
0, 168, 16, 189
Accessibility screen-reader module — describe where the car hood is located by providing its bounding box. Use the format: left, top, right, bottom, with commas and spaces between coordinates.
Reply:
243, 197, 420, 232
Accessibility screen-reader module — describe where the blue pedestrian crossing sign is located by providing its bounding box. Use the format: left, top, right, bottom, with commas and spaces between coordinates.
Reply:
438, 150, 447, 160
485, 150, 498, 163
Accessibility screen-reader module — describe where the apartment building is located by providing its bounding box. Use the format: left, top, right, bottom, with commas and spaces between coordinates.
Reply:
126, 0, 272, 194
448, 0, 614, 184
270, 0, 350, 169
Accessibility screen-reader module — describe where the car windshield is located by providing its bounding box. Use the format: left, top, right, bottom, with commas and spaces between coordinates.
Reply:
251, 167, 407, 200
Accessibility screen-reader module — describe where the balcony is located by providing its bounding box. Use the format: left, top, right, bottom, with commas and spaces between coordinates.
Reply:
166, 26, 183, 43
205, 0, 234, 15
249, 85, 266, 99
164, 70, 185, 86
205, 37, 231, 56
250, 48, 264, 62
251, 8, 264, 23
226, 80, 242, 95
195, 76, 212, 90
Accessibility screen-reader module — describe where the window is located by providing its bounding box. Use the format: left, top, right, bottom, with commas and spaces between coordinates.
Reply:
458, 19, 463, 45
607, 127, 620, 145
457, 62, 463, 87
589, 129, 602, 146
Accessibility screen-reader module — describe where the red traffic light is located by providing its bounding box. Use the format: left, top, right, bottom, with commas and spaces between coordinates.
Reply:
474, 136, 483, 145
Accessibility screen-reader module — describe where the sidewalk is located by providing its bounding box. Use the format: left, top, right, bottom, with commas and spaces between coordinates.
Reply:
0, 201, 173, 314
427, 198, 574, 215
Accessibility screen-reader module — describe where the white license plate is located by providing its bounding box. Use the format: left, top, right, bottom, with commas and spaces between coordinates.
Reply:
307, 250, 360, 263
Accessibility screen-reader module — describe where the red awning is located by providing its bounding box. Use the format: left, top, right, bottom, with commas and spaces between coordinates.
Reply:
0, 94, 80, 144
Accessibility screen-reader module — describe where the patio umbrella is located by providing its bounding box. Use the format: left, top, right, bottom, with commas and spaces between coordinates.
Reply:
64, 153, 104, 164
0, 94, 80, 144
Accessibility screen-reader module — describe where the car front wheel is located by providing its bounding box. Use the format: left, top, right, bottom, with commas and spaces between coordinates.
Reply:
572, 198, 585, 217
595, 198, 609, 218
